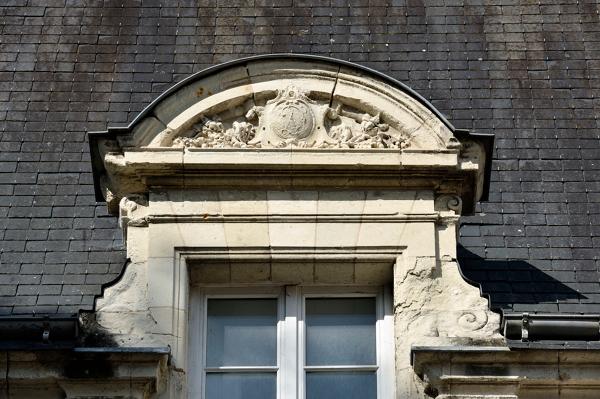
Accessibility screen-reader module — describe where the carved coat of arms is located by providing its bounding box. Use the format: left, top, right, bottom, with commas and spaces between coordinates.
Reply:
247, 85, 335, 147
172, 83, 409, 150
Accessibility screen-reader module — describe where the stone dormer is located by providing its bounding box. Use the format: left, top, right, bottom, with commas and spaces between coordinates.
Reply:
88, 55, 498, 398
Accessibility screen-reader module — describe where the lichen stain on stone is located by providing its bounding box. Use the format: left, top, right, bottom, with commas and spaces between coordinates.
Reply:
465, 365, 510, 377
64, 354, 115, 379
78, 312, 120, 347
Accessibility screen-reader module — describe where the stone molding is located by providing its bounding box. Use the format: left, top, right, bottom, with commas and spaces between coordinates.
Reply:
118, 194, 148, 241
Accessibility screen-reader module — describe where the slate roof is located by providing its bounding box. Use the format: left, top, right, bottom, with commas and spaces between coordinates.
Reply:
0, 0, 599, 317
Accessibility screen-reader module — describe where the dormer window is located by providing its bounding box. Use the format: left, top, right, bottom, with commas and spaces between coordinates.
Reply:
89, 55, 495, 398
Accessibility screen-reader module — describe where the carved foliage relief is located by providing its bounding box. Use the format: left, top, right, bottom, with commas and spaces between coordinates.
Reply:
171, 84, 410, 150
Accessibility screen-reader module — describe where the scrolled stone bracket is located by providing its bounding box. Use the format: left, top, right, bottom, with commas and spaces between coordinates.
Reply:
119, 194, 149, 240
459, 140, 484, 166
435, 194, 462, 214
434, 194, 463, 227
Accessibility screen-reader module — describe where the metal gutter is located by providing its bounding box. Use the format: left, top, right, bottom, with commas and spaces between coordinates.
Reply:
503, 313, 600, 341
0, 315, 78, 347
0, 316, 172, 355
451, 263, 600, 344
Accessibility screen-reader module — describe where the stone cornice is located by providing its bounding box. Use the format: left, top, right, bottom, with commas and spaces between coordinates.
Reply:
0, 347, 169, 398
412, 346, 600, 397
100, 147, 485, 215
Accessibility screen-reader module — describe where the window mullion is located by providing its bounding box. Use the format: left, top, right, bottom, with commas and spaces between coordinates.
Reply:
281, 285, 300, 399
189, 289, 204, 398
377, 284, 395, 399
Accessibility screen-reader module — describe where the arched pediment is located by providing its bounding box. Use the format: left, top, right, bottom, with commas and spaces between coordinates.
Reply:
104, 56, 465, 150
90, 55, 492, 214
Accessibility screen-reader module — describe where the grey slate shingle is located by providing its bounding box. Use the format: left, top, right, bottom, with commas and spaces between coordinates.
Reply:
0, 0, 599, 316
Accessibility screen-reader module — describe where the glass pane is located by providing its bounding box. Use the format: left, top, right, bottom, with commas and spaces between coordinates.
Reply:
206, 299, 277, 367
306, 297, 376, 365
206, 373, 276, 399
306, 371, 376, 399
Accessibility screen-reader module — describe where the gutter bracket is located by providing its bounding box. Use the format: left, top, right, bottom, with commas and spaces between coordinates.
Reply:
42, 319, 50, 343
521, 313, 529, 342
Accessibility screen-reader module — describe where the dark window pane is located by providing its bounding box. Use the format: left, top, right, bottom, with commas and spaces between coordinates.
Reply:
206, 299, 277, 367
206, 373, 276, 399
306, 297, 376, 365
306, 371, 376, 399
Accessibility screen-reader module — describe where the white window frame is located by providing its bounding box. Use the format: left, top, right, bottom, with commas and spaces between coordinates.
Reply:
189, 285, 395, 399
189, 286, 284, 399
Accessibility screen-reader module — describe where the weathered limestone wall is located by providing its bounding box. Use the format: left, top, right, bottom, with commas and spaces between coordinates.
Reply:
394, 254, 503, 397
93, 188, 501, 398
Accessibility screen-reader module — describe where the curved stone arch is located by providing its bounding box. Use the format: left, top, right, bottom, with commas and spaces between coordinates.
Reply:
100, 54, 485, 151
89, 54, 493, 214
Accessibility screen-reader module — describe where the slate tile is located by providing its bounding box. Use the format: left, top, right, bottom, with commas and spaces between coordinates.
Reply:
0, 285, 17, 296
0, 0, 599, 317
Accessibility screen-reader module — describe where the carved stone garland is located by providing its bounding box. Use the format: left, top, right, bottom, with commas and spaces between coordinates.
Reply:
172, 85, 410, 150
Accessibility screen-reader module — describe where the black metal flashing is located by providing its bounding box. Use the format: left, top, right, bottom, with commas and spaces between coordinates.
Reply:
71, 346, 171, 354
89, 54, 493, 203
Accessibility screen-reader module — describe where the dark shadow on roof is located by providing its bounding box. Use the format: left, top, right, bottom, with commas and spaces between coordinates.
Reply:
457, 245, 585, 314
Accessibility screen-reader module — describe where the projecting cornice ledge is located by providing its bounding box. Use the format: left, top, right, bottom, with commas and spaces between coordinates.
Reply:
0, 347, 169, 399
412, 346, 600, 398
89, 55, 493, 215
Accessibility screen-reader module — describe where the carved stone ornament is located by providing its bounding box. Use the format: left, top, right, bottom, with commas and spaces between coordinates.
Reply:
172, 84, 410, 150
434, 194, 463, 215
91, 58, 492, 217
457, 310, 489, 332
262, 86, 315, 140
118, 195, 148, 229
